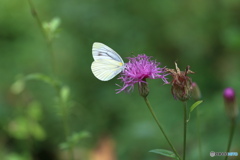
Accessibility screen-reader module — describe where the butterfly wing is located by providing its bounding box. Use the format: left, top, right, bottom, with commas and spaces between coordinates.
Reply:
91, 42, 125, 81
91, 59, 124, 81
92, 42, 124, 64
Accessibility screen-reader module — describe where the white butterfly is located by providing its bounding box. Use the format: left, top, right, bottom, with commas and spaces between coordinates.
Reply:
91, 42, 125, 81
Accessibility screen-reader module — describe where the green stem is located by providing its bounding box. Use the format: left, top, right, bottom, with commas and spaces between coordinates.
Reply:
224, 117, 236, 160
60, 93, 74, 160
27, 0, 47, 39
47, 41, 57, 75
27, 0, 56, 74
183, 101, 187, 160
143, 97, 182, 160
27, 1, 73, 159
196, 108, 202, 160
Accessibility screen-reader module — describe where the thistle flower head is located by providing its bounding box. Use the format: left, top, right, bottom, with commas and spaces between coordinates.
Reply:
223, 87, 238, 118
116, 54, 168, 96
167, 62, 194, 101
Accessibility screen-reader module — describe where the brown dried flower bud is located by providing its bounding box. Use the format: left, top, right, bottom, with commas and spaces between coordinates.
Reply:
166, 62, 194, 102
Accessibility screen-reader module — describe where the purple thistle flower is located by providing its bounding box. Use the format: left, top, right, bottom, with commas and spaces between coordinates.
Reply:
116, 54, 168, 95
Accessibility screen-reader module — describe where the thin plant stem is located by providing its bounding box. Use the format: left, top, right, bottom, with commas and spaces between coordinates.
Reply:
196, 108, 202, 160
183, 101, 187, 160
47, 41, 57, 75
59, 92, 75, 160
27, 0, 47, 40
224, 117, 236, 160
27, 1, 73, 160
143, 97, 182, 160
27, 0, 56, 74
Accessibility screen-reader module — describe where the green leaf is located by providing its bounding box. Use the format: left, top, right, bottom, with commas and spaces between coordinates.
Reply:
187, 100, 203, 122
69, 131, 90, 143
60, 86, 70, 103
190, 100, 203, 112
27, 101, 42, 120
59, 142, 70, 150
10, 79, 25, 94
7, 117, 29, 140
29, 122, 46, 141
42, 17, 61, 41
149, 149, 177, 159
11, 73, 62, 94
24, 73, 61, 88
5, 153, 30, 160
49, 17, 61, 32
59, 131, 90, 150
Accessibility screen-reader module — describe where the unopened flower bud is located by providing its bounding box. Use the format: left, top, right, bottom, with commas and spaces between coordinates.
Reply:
191, 82, 202, 101
138, 79, 149, 98
223, 88, 238, 118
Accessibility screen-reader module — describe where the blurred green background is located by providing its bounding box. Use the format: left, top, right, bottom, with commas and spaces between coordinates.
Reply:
0, 0, 240, 160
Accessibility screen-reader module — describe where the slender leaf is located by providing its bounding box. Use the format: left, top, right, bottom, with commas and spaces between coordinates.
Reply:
187, 100, 203, 122
149, 149, 177, 159
190, 100, 203, 112
24, 73, 61, 88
